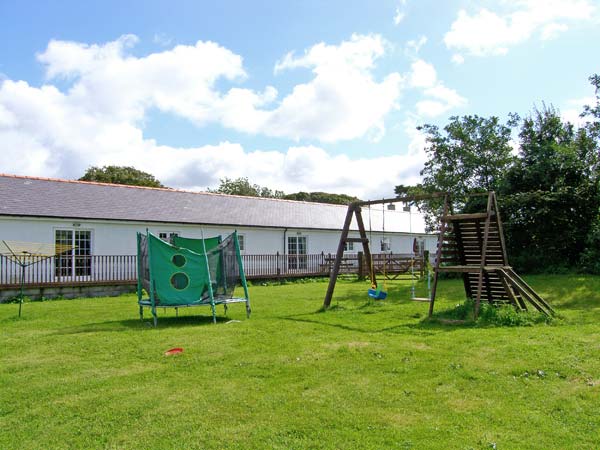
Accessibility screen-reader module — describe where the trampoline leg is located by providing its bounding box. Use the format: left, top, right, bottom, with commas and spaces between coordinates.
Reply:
18, 296, 23, 318
175, 307, 179, 318
151, 307, 158, 327
139, 305, 144, 321
246, 302, 251, 318
223, 304, 228, 316
210, 303, 217, 324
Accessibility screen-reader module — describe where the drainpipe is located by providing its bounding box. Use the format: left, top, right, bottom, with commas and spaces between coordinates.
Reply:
281, 227, 288, 281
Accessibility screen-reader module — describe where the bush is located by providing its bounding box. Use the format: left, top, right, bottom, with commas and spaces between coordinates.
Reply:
580, 220, 600, 274
432, 298, 552, 326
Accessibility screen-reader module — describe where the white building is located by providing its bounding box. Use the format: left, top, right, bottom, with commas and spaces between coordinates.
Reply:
0, 173, 436, 298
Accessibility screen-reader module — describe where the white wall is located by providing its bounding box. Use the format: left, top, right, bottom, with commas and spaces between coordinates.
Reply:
0, 216, 437, 256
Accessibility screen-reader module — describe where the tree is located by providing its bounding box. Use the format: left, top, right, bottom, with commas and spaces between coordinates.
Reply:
578, 74, 600, 273
207, 177, 285, 198
405, 115, 517, 229
418, 114, 517, 199
79, 165, 164, 188
499, 104, 600, 271
283, 192, 360, 204
399, 75, 600, 273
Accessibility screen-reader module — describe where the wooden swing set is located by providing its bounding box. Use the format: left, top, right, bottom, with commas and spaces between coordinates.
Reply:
322, 191, 554, 319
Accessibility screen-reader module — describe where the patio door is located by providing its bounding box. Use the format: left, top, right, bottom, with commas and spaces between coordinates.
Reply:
287, 236, 307, 270
55, 229, 92, 279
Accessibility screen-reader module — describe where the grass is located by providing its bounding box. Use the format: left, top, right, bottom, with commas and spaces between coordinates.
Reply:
1, 274, 599, 449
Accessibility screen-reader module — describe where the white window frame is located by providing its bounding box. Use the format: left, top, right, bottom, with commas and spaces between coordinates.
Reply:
158, 231, 180, 242
287, 235, 308, 270
54, 228, 94, 280
415, 238, 426, 255
380, 237, 391, 252
237, 234, 245, 252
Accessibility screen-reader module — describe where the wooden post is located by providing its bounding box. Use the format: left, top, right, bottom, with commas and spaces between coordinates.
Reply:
428, 195, 449, 317
354, 206, 376, 288
323, 204, 356, 308
357, 251, 364, 280
491, 192, 509, 265
473, 193, 493, 319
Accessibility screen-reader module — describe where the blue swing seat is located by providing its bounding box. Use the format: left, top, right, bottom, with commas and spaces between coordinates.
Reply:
368, 288, 387, 300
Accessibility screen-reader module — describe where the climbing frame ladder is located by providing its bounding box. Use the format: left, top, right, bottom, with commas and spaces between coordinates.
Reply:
428, 192, 554, 319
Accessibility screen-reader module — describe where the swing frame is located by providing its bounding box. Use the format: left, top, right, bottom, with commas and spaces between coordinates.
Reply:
323, 191, 554, 320
323, 193, 447, 309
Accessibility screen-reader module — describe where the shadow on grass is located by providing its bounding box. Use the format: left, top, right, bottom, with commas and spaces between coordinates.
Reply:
539, 283, 599, 312
279, 301, 479, 335
53, 313, 233, 335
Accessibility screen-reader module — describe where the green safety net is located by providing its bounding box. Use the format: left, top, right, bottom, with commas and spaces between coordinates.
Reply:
147, 234, 212, 305
137, 231, 247, 307
172, 235, 221, 254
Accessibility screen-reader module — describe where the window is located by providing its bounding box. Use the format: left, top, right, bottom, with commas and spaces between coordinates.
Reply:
414, 239, 425, 255
158, 231, 179, 242
288, 235, 307, 270
237, 234, 245, 251
380, 237, 390, 252
55, 229, 92, 278
344, 241, 354, 252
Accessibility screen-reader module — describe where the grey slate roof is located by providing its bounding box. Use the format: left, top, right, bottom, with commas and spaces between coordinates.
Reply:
0, 174, 341, 230
0, 174, 426, 233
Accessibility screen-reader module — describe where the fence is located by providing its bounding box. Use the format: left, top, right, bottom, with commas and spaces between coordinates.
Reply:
0, 252, 426, 289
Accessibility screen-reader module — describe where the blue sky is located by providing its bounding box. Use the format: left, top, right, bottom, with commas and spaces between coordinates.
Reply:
0, 0, 598, 198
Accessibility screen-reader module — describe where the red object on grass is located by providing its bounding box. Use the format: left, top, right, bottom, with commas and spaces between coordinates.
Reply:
164, 347, 183, 356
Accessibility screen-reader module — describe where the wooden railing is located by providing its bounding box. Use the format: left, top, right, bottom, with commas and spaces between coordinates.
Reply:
0, 252, 425, 289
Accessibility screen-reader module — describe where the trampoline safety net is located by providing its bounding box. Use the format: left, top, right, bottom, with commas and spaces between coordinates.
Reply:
137, 231, 248, 307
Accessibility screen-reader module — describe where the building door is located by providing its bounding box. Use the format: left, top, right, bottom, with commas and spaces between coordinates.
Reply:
55, 229, 92, 279
287, 236, 307, 270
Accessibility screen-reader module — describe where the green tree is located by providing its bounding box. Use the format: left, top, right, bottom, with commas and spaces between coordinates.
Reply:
208, 177, 285, 198
500, 104, 600, 271
283, 192, 360, 204
578, 74, 600, 273
418, 114, 517, 199
405, 115, 517, 228
79, 165, 164, 187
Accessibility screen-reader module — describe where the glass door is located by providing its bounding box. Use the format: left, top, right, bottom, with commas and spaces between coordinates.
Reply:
287, 236, 307, 270
55, 229, 92, 279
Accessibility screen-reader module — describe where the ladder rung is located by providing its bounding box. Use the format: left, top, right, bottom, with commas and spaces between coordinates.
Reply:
442, 212, 494, 222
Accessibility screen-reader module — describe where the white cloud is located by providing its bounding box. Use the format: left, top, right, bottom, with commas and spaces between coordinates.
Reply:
540, 23, 569, 40
394, 11, 405, 25
451, 54, 465, 65
444, 0, 595, 58
408, 59, 437, 88
394, 0, 408, 25
36, 35, 249, 124
405, 59, 467, 118
0, 35, 413, 198
29, 34, 403, 144
153, 33, 173, 47
270, 34, 403, 142
404, 36, 427, 58
561, 96, 596, 128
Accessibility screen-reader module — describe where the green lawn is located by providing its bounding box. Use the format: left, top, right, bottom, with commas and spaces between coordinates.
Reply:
1, 275, 599, 449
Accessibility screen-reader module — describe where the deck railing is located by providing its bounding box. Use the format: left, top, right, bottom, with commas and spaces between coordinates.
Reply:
0, 252, 425, 289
